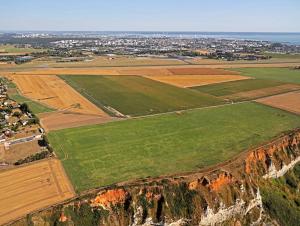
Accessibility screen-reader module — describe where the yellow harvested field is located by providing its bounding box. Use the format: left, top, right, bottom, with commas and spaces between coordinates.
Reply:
256, 90, 300, 115
144, 74, 250, 88
9, 74, 108, 116
168, 68, 239, 75
118, 68, 173, 76
39, 111, 117, 132
0, 158, 75, 225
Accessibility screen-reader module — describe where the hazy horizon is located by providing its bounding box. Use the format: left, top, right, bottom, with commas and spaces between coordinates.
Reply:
1, 30, 300, 33
1, 0, 299, 32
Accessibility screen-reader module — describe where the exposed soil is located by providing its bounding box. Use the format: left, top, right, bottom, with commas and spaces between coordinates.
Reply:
223, 84, 300, 100
39, 111, 118, 132
168, 68, 238, 75
1, 140, 41, 164
256, 90, 300, 115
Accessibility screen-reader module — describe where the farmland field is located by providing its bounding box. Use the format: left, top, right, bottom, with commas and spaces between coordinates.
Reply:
192, 79, 300, 101
60, 75, 225, 116
0, 44, 45, 54
0, 158, 75, 225
168, 68, 238, 75
48, 102, 300, 191
256, 91, 300, 115
9, 91, 54, 115
9, 74, 107, 116
39, 111, 117, 131
2, 78, 54, 114
144, 74, 249, 88
41, 56, 187, 67
231, 68, 300, 84
192, 79, 286, 96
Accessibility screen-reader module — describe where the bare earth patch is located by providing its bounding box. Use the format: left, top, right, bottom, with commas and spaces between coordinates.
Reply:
0, 158, 75, 225
39, 111, 118, 132
168, 68, 239, 75
1, 140, 42, 164
256, 90, 300, 115
144, 74, 250, 88
224, 84, 300, 101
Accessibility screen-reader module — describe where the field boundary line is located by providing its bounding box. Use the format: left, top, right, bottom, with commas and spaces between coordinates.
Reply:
48, 160, 64, 197
59, 75, 121, 117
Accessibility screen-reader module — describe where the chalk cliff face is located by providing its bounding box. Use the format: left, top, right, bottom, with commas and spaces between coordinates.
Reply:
10, 129, 300, 226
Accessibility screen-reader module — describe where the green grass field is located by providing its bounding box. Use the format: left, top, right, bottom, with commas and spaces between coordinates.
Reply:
191, 79, 286, 97
265, 53, 300, 59
231, 68, 300, 84
0, 44, 46, 53
60, 75, 224, 116
48, 102, 300, 192
9, 93, 54, 115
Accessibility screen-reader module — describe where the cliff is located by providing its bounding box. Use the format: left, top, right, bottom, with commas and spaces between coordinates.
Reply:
9, 129, 300, 226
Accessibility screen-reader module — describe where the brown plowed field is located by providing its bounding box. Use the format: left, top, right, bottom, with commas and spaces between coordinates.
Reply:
9, 74, 108, 116
168, 68, 239, 75
224, 84, 300, 101
118, 68, 173, 76
256, 91, 300, 115
39, 111, 118, 132
144, 74, 250, 88
0, 158, 75, 225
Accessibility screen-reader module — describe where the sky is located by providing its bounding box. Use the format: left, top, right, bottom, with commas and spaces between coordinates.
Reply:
0, 0, 299, 32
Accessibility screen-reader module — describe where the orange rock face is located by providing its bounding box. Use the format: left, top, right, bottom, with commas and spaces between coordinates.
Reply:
91, 189, 127, 209
209, 173, 233, 192
245, 131, 300, 175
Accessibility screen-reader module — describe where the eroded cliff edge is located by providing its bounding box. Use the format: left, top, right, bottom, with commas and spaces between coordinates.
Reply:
9, 129, 300, 226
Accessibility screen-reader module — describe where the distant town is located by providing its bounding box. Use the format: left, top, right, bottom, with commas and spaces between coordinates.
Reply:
0, 31, 300, 64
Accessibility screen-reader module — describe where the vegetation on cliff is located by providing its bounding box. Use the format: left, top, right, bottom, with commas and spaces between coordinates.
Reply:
261, 163, 300, 226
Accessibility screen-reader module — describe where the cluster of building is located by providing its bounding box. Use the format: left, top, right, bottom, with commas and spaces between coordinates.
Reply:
48, 36, 300, 60
1, 32, 300, 62
0, 78, 48, 167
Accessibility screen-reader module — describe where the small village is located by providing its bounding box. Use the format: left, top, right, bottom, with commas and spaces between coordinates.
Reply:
0, 77, 51, 168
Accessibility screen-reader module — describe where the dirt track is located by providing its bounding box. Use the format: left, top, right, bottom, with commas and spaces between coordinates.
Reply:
0, 158, 75, 225
256, 90, 300, 115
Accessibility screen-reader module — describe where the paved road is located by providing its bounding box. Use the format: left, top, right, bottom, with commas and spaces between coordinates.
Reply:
8, 135, 40, 146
